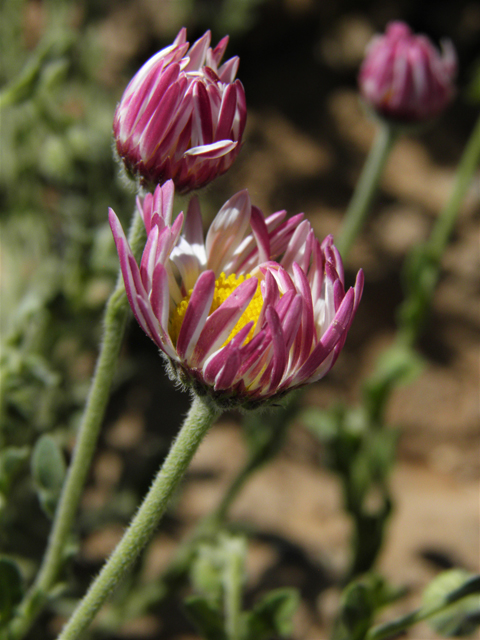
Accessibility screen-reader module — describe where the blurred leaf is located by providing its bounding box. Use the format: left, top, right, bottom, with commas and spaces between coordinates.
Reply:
190, 541, 226, 608
423, 570, 480, 637
334, 574, 407, 640
0, 557, 24, 627
367, 344, 425, 390
0, 447, 30, 494
301, 405, 341, 442
31, 435, 66, 518
397, 243, 440, 342
363, 343, 425, 422
243, 588, 299, 640
0, 33, 74, 110
334, 579, 377, 640
184, 595, 227, 640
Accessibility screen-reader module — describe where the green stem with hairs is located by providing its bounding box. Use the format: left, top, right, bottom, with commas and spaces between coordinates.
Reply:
57, 394, 220, 640
8, 207, 146, 640
99, 398, 298, 629
97, 454, 261, 630
336, 123, 398, 261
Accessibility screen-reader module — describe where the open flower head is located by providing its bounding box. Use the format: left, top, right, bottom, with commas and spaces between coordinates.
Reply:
110, 182, 363, 409
114, 28, 246, 193
359, 21, 457, 123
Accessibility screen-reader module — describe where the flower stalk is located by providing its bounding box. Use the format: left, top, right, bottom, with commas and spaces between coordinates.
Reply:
57, 394, 220, 640
398, 111, 480, 347
336, 122, 398, 261
8, 207, 146, 640
428, 112, 480, 262
95, 398, 297, 630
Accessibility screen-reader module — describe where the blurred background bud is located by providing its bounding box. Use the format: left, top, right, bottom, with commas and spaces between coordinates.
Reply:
358, 21, 457, 123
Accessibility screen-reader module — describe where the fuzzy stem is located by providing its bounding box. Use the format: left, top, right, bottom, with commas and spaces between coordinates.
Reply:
337, 123, 398, 260
99, 421, 288, 628
8, 207, 145, 640
57, 395, 220, 640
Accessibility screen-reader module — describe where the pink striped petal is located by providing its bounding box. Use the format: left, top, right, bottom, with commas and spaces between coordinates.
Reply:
354, 269, 365, 312
176, 270, 215, 361
333, 279, 345, 312
184, 31, 211, 72
185, 140, 237, 159
140, 225, 159, 290
109, 210, 149, 335
249, 205, 270, 265
255, 270, 280, 335
131, 63, 181, 139
211, 35, 229, 66
138, 81, 184, 160
294, 288, 354, 383
191, 277, 258, 367
192, 80, 213, 146
264, 209, 287, 231
264, 307, 287, 391
214, 349, 241, 390
150, 262, 171, 338
202, 320, 254, 388
308, 239, 325, 302
281, 220, 312, 272
203, 344, 230, 385
292, 263, 314, 363
138, 193, 153, 233
136, 294, 175, 359
184, 196, 204, 247
270, 213, 305, 258
157, 180, 175, 226
155, 212, 184, 265
214, 83, 238, 141
218, 56, 240, 84
280, 293, 303, 353
237, 329, 271, 379
206, 190, 251, 274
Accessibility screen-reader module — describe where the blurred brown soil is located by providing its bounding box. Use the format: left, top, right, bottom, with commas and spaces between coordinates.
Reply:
44, 1, 480, 638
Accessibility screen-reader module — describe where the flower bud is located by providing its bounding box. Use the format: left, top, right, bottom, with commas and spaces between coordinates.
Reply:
359, 22, 457, 123
114, 29, 246, 193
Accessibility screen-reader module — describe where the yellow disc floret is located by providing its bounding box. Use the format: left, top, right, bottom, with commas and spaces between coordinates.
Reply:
170, 272, 264, 347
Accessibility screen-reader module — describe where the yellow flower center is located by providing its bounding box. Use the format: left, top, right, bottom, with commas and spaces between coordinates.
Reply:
170, 272, 264, 347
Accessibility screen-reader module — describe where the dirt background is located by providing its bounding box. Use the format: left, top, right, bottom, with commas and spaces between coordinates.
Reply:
18, 0, 479, 638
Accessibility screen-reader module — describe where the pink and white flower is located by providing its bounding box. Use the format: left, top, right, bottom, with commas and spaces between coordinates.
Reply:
114, 29, 246, 193
109, 181, 363, 408
359, 21, 457, 123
